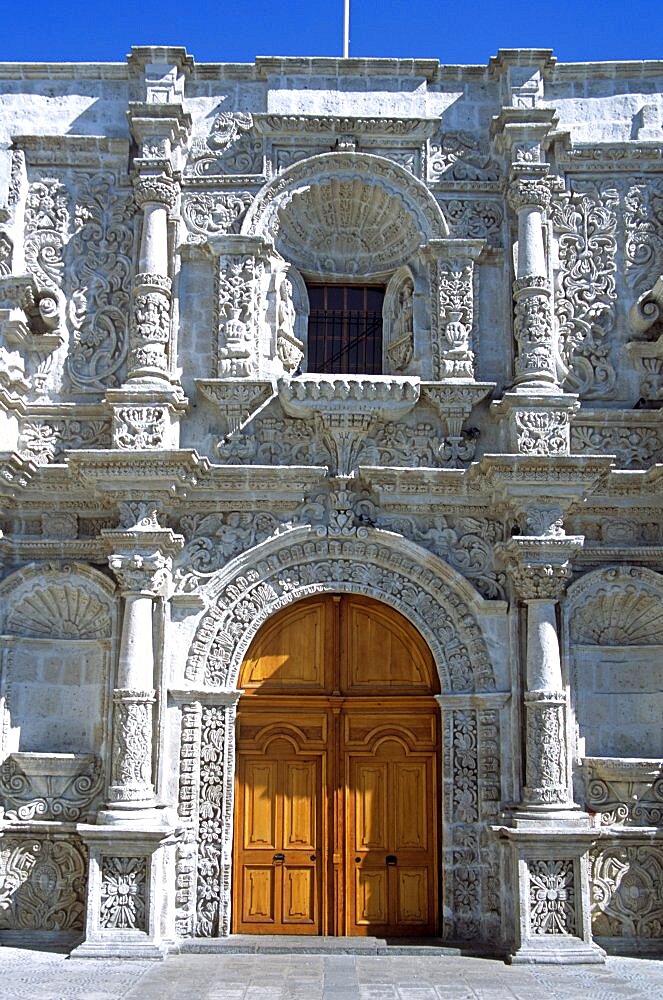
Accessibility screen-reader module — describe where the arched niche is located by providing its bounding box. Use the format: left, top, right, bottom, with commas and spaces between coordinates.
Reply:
0, 563, 116, 755
383, 265, 416, 374
564, 566, 663, 758
242, 151, 448, 280
185, 526, 496, 694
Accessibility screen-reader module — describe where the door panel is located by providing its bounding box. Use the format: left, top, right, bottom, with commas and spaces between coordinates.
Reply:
234, 594, 440, 937
243, 760, 278, 850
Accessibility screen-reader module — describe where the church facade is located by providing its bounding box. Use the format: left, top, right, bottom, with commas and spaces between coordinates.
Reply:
1, 45, 663, 962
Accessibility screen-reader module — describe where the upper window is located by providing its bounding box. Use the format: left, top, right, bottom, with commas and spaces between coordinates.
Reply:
306, 285, 384, 375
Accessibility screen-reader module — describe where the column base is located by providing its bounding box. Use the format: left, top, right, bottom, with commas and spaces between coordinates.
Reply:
507, 937, 606, 965
508, 806, 597, 832
71, 937, 171, 960
96, 803, 178, 829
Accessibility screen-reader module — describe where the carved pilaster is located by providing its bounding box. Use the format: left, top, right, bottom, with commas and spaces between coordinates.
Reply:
427, 239, 483, 381
213, 242, 266, 379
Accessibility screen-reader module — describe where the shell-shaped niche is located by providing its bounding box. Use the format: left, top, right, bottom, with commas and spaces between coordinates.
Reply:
6, 581, 112, 639
571, 587, 663, 645
275, 177, 421, 278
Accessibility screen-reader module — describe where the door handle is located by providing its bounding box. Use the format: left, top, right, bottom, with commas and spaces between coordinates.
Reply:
272, 853, 285, 863
386, 855, 397, 865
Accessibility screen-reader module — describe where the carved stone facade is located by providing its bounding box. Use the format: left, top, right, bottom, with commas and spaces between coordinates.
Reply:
1, 45, 662, 963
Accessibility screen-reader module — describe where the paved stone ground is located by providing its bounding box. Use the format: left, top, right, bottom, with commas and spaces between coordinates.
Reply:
3, 948, 663, 1000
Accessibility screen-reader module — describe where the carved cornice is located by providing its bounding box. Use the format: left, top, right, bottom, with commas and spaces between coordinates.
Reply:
254, 114, 438, 140
468, 454, 614, 515
67, 449, 210, 500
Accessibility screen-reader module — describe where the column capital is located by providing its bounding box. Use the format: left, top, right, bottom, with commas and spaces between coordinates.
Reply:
133, 173, 179, 212
507, 175, 552, 214
108, 548, 172, 597
499, 534, 584, 601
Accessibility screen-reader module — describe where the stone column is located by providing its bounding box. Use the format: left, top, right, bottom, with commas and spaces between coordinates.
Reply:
105, 548, 169, 814
99, 513, 182, 825
501, 529, 584, 815
128, 173, 178, 382
507, 173, 557, 390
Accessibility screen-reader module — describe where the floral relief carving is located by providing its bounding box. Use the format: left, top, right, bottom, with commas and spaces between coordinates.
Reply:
432, 258, 476, 379
66, 173, 134, 393
428, 131, 500, 182
196, 704, 234, 937
187, 112, 262, 177
100, 856, 147, 931
571, 423, 663, 469
0, 837, 87, 931
378, 513, 506, 600
524, 695, 567, 806
529, 859, 577, 935
551, 183, 618, 398
108, 690, 155, 803
24, 177, 69, 290
19, 417, 110, 465
173, 512, 293, 594
592, 846, 663, 939
442, 198, 503, 247
623, 178, 663, 296
175, 703, 202, 938
0, 230, 13, 276
452, 711, 479, 823
444, 709, 502, 941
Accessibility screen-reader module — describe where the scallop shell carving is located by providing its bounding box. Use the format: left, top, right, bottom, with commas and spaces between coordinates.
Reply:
6, 582, 111, 639
276, 176, 421, 277
572, 588, 663, 645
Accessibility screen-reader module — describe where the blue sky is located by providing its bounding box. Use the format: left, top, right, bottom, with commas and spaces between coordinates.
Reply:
3, 1, 663, 64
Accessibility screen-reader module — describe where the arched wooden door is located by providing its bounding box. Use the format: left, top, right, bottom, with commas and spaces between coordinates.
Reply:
233, 594, 441, 936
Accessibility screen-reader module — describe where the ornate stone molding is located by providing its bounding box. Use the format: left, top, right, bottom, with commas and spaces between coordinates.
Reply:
0, 753, 103, 822
581, 758, 663, 826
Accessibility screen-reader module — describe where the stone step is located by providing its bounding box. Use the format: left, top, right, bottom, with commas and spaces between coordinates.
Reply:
178, 935, 462, 956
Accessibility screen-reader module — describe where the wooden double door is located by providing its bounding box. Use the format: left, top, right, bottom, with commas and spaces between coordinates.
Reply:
233, 594, 440, 937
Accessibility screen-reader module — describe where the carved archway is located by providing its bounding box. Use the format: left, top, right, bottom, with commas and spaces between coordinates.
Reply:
241, 151, 449, 279
185, 526, 495, 694
179, 528, 505, 940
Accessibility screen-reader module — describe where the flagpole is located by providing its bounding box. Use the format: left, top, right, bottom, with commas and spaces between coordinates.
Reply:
343, 0, 350, 58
